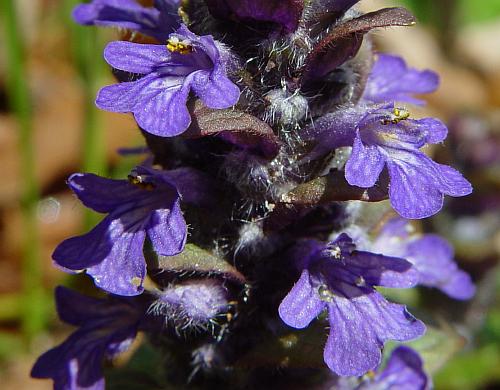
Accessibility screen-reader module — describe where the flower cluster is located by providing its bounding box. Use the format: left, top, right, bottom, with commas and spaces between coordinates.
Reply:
34, 1, 475, 389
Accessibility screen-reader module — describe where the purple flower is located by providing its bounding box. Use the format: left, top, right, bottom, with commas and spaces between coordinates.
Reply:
52, 167, 187, 296
150, 279, 229, 328
73, 0, 181, 42
307, 104, 472, 219
278, 234, 425, 376
363, 54, 439, 105
31, 286, 144, 390
357, 346, 429, 390
371, 218, 475, 300
96, 24, 240, 137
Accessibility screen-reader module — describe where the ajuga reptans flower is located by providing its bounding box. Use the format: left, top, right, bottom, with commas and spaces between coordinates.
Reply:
35, 0, 475, 388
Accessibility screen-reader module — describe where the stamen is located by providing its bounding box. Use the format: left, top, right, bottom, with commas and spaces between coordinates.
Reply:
326, 245, 342, 259
167, 36, 193, 54
382, 107, 410, 125
355, 276, 366, 287
318, 285, 335, 302
365, 370, 376, 380
127, 174, 155, 191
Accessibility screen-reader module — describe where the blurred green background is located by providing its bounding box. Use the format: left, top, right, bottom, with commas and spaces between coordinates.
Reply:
0, 0, 499, 389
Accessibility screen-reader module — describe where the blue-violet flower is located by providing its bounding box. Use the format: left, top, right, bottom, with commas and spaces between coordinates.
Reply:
278, 234, 425, 376
31, 286, 144, 390
73, 0, 181, 42
370, 217, 475, 300
96, 24, 240, 137
357, 346, 429, 389
363, 54, 439, 105
307, 104, 472, 219
52, 168, 187, 296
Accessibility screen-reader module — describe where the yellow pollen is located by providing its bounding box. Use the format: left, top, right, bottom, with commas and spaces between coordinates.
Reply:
382, 107, 410, 125
166, 36, 193, 54
127, 174, 155, 191
365, 370, 376, 380
328, 245, 342, 259
318, 285, 335, 302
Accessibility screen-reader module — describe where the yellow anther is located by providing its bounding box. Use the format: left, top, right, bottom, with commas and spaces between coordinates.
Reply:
318, 285, 335, 302
166, 36, 193, 54
365, 370, 376, 380
128, 174, 155, 191
382, 107, 410, 125
327, 245, 342, 259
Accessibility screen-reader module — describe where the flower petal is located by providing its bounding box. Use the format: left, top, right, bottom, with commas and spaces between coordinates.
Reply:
73, 0, 180, 41
279, 269, 326, 329
147, 200, 187, 256
133, 84, 191, 137
304, 104, 367, 160
364, 54, 439, 105
86, 228, 147, 296
190, 70, 240, 109
387, 151, 472, 219
31, 288, 140, 389
346, 251, 418, 289
54, 286, 104, 327
324, 288, 425, 376
406, 235, 475, 300
68, 173, 141, 213
387, 156, 444, 219
436, 163, 473, 197
95, 73, 159, 113
368, 346, 428, 389
53, 216, 147, 296
32, 330, 117, 389
415, 117, 448, 144
327, 234, 418, 288
440, 270, 476, 301
104, 41, 170, 74
53, 216, 115, 271
161, 168, 217, 206
73, 0, 150, 26
345, 133, 386, 188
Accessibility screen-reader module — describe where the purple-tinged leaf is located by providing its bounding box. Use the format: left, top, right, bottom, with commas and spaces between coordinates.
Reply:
304, 0, 362, 36
280, 170, 388, 206
301, 7, 416, 84
184, 100, 282, 158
